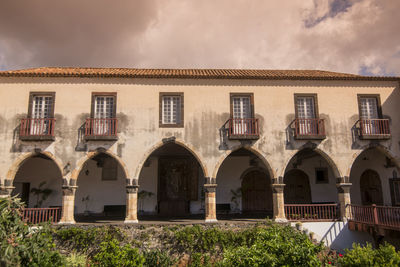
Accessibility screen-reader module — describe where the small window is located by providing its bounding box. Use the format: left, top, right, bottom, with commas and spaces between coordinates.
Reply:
294, 94, 318, 119
91, 93, 116, 119
315, 168, 329, 184
358, 95, 381, 119
159, 93, 184, 127
230, 93, 254, 118
28, 92, 55, 119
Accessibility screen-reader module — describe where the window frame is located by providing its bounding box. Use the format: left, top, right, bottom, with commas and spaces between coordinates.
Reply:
230, 93, 255, 119
90, 92, 117, 119
159, 92, 184, 128
27, 92, 56, 118
390, 178, 400, 206
357, 94, 383, 119
294, 93, 319, 119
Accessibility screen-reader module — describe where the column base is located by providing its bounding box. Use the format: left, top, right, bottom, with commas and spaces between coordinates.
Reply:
273, 217, 288, 223
205, 218, 218, 223
58, 220, 76, 225
124, 219, 139, 224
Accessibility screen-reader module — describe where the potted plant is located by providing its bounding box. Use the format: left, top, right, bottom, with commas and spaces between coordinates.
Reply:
138, 190, 154, 213
295, 222, 303, 231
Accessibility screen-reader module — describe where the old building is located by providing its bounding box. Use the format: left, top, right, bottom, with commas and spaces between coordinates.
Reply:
0, 67, 399, 225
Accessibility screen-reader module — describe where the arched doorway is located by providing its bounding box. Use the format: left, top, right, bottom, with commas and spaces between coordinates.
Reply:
360, 169, 383, 205
12, 154, 63, 208
215, 148, 273, 216
138, 142, 204, 218
284, 169, 311, 204
75, 153, 127, 221
241, 168, 272, 212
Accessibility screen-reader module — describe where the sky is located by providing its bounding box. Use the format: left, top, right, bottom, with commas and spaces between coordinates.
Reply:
0, 0, 399, 76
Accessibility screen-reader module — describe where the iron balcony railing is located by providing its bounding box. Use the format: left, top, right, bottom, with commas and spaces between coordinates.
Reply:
85, 118, 118, 137
20, 118, 56, 138
359, 119, 390, 138
347, 204, 400, 231
294, 118, 325, 138
284, 204, 339, 221
227, 118, 259, 139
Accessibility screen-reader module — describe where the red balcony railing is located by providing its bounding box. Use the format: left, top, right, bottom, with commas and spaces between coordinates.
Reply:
22, 207, 61, 224
347, 204, 400, 231
360, 119, 390, 138
20, 118, 55, 138
228, 118, 259, 139
85, 118, 118, 137
285, 204, 339, 221
294, 118, 325, 138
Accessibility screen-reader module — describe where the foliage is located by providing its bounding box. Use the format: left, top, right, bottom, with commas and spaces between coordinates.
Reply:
30, 181, 53, 208
91, 238, 145, 267
143, 249, 176, 267
336, 242, 400, 267
0, 196, 65, 267
220, 223, 323, 267
54, 225, 125, 256
65, 252, 88, 267
188, 252, 212, 267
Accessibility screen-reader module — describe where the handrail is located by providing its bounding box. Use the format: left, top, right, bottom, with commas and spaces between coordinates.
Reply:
228, 118, 259, 137
359, 119, 390, 136
285, 204, 339, 221
347, 204, 400, 230
85, 118, 118, 137
22, 207, 61, 224
294, 118, 325, 136
20, 118, 56, 137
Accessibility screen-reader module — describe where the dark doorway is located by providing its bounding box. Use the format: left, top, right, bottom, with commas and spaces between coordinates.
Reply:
284, 169, 312, 204
158, 157, 198, 216
241, 169, 272, 212
360, 169, 383, 205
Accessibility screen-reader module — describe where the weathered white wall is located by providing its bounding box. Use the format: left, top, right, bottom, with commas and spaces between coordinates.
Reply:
75, 159, 126, 214
138, 157, 158, 214
350, 148, 397, 205
12, 157, 62, 208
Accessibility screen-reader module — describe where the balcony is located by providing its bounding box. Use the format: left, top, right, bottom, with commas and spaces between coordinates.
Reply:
293, 118, 326, 140
84, 118, 118, 140
227, 118, 259, 140
359, 119, 390, 140
19, 118, 56, 141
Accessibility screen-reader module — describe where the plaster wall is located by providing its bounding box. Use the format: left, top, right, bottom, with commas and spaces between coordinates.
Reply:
0, 77, 399, 205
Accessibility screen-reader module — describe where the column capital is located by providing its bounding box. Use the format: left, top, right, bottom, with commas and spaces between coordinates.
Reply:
271, 183, 285, 193
62, 186, 78, 196
126, 185, 139, 194
336, 183, 352, 193
204, 183, 217, 193
0, 186, 15, 197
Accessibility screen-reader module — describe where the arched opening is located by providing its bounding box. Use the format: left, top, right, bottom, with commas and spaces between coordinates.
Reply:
360, 169, 383, 205
12, 154, 63, 209
138, 142, 205, 218
216, 148, 273, 217
284, 169, 311, 204
350, 148, 395, 206
75, 153, 127, 222
283, 148, 339, 204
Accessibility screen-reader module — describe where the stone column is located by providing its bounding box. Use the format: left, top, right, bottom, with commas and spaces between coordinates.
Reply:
0, 179, 14, 198
124, 179, 139, 224
59, 185, 77, 224
204, 177, 217, 223
336, 177, 352, 221
272, 177, 287, 222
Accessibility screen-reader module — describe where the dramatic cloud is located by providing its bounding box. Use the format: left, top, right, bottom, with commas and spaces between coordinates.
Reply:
0, 0, 399, 75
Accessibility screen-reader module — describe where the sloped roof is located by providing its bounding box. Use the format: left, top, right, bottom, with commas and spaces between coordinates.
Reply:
0, 67, 398, 81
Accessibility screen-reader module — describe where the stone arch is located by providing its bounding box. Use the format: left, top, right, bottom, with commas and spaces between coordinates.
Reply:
345, 144, 400, 178
134, 138, 209, 179
6, 151, 64, 181
280, 147, 342, 179
212, 145, 276, 180
71, 149, 130, 181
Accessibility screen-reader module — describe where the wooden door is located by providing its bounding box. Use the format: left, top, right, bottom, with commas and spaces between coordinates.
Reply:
158, 157, 198, 216
360, 169, 383, 205
284, 169, 312, 204
241, 169, 272, 212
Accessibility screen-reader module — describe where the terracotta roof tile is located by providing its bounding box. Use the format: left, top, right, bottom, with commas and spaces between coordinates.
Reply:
0, 67, 398, 81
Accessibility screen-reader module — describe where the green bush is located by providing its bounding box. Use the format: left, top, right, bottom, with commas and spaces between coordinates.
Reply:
92, 238, 145, 267
143, 249, 176, 267
0, 196, 65, 267
65, 252, 88, 267
337, 242, 400, 267
188, 252, 211, 267
220, 224, 323, 267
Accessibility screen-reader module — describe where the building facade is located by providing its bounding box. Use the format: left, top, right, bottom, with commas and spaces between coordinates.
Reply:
0, 67, 399, 224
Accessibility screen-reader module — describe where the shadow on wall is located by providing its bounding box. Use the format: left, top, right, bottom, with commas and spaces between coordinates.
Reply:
301, 221, 374, 253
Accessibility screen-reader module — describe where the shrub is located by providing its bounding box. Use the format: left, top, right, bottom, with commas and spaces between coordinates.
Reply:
65, 252, 88, 267
0, 196, 65, 267
143, 249, 176, 267
188, 252, 211, 267
337, 242, 400, 267
91, 238, 145, 267
220, 224, 323, 267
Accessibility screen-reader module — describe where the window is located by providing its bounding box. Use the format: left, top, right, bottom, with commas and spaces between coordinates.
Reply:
296, 96, 316, 119
357, 95, 388, 137
159, 93, 184, 127
294, 94, 324, 137
390, 179, 400, 206
90, 93, 117, 132
315, 168, 329, 184
27, 92, 55, 135
232, 95, 252, 119
358, 96, 380, 119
